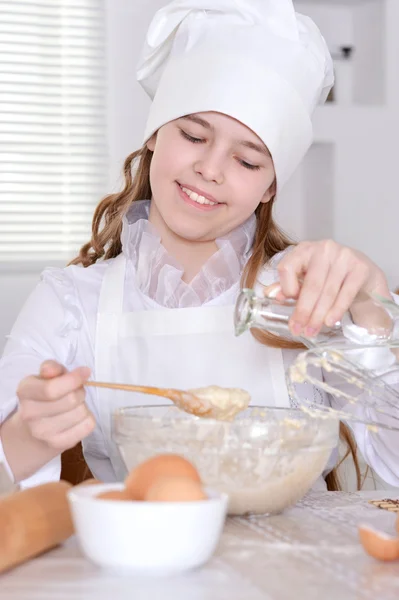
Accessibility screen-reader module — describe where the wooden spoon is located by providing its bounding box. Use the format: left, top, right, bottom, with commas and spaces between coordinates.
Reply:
85, 381, 250, 420
86, 381, 213, 417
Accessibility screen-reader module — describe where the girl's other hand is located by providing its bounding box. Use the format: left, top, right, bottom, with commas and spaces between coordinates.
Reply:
276, 240, 391, 337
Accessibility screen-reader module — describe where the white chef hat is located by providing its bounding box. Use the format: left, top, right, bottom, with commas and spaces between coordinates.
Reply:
137, 0, 334, 190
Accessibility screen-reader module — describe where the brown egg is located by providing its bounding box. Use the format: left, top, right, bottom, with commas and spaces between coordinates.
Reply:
145, 476, 207, 502
125, 454, 201, 501
359, 525, 399, 561
97, 489, 131, 502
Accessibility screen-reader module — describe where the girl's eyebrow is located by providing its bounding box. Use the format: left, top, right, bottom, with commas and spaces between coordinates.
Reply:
239, 140, 271, 158
182, 114, 213, 129
181, 114, 271, 157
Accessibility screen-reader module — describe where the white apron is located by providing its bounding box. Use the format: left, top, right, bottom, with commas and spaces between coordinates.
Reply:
85, 254, 292, 482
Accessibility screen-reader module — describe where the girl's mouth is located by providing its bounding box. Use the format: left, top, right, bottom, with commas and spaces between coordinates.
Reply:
177, 183, 222, 211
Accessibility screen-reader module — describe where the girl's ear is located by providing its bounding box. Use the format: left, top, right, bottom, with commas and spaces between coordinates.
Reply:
146, 133, 157, 152
260, 179, 277, 204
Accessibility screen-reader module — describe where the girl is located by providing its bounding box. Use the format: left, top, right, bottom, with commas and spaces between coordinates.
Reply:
1, 0, 398, 489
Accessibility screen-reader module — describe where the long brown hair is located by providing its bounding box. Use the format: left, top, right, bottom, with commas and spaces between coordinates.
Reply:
70, 147, 152, 267
71, 144, 362, 491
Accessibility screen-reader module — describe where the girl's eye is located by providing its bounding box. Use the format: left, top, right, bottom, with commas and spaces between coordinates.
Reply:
238, 159, 261, 171
179, 129, 204, 144
179, 129, 261, 170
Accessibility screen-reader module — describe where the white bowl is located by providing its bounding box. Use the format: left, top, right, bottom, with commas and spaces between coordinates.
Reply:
67, 483, 228, 575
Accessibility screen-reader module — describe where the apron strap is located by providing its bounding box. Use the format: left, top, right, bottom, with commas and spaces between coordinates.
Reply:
95, 254, 127, 379
97, 254, 126, 315
93, 254, 131, 482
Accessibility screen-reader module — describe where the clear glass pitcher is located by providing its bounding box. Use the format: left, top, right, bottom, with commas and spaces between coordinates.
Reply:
234, 283, 398, 348
234, 283, 399, 433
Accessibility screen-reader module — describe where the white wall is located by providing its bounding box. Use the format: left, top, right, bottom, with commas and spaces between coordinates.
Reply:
105, 0, 167, 190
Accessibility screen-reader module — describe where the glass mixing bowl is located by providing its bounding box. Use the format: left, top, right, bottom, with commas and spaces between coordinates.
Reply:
112, 406, 339, 515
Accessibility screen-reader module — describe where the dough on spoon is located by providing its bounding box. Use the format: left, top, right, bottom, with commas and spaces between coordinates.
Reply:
188, 385, 250, 420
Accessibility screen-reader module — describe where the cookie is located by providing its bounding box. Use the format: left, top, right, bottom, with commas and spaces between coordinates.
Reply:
368, 499, 399, 512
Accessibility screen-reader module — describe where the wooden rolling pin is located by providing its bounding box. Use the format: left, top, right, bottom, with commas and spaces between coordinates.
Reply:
0, 480, 74, 574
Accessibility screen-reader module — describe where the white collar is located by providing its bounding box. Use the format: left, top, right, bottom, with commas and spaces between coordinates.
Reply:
120, 200, 256, 308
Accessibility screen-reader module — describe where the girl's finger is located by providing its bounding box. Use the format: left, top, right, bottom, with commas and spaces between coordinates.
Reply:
18, 366, 91, 403
325, 264, 369, 327
289, 254, 331, 335
46, 416, 96, 452
277, 243, 312, 299
19, 388, 86, 420
30, 403, 93, 441
40, 361, 66, 379
303, 262, 349, 336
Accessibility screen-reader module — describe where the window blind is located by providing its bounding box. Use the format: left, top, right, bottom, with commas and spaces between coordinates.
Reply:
0, 0, 107, 263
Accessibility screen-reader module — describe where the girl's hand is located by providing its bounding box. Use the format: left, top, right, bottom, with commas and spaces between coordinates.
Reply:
276, 240, 391, 337
17, 360, 95, 452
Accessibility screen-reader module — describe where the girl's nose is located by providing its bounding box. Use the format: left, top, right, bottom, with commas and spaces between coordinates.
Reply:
194, 150, 225, 185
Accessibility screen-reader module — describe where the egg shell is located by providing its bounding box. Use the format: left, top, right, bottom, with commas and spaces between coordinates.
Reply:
125, 454, 201, 501
97, 489, 131, 502
145, 476, 207, 503
359, 524, 399, 561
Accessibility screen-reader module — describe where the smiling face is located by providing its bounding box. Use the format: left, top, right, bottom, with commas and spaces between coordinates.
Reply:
147, 111, 276, 244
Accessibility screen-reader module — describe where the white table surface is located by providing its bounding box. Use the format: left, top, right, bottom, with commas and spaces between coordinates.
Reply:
2, 490, 399, 600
